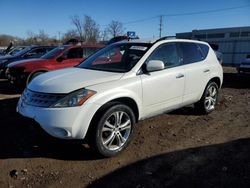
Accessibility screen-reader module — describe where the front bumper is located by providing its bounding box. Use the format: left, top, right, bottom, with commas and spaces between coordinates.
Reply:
17, 97, 101, 139
239, 64, 250, 73
6, 68, 28, 85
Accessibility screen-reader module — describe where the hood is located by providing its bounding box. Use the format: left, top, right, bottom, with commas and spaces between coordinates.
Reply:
0, 55, 12, 60
28, 68, 124, 93
8, 58, 45, 68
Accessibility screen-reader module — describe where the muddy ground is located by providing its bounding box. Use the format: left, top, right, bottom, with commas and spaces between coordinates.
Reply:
0, 67, 249, 188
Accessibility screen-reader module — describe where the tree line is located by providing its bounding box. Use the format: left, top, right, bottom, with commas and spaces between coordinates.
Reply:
0, 15, 125, 46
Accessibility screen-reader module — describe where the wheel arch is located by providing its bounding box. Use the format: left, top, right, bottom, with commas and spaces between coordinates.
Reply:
209, 77, 221, 88
84, 97, 140, 143
26, 69, 49, 84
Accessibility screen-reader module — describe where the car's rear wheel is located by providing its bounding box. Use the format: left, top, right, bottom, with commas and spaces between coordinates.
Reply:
195, 81, 219, 114
90, 103, 135, 157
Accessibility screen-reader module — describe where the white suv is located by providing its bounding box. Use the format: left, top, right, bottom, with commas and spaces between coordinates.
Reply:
17, 38, 223, 157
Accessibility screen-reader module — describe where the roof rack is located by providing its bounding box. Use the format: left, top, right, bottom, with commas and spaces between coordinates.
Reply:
153, 36, 176, 44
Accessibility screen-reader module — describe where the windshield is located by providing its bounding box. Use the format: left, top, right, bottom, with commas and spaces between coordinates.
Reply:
77, 43, 151, 73
6, 46, 26, 56
14, 46, 32, 56
41, 46, 67, 59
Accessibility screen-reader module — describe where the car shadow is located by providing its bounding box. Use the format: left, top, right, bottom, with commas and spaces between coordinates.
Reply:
0, 79, 23, 94
222, 72, 250, 89
168, 106, 200, 116
88, 138, 250, 188
0, 97, 102, 160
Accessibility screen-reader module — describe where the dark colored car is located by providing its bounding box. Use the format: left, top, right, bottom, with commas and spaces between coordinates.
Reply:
4, 46, 27, 56
237, 54, 250, 73
0, 45, 55, 77
6, 44, 104, 86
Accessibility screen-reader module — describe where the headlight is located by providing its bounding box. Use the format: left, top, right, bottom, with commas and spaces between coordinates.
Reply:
50, 88, 96, 108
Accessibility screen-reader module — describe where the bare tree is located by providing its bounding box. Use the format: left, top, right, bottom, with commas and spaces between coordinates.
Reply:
83, 15, 100, 43
100, 29, 109, 41
106, 20, 124, 38
62, 29, 79, 42
70, 15, 100, 43
71, 15, 84, 41
37, 29, 49, 42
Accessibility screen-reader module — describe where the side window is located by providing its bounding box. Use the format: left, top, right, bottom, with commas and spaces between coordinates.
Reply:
83, 48, 99, 58
24, 48, 46, 58
45, 47, 54, 53
198, 43, 209, 59
65, 48, 83, 59
179, 42, 204, 64
146, 43, 181, 68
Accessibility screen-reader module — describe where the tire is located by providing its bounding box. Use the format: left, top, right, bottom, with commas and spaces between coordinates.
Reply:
195, 81, 219, 114
27, 71, 44, 85
90, 103, 135, 157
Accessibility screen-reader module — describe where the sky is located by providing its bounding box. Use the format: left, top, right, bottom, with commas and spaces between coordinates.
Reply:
0, 0, 249, 39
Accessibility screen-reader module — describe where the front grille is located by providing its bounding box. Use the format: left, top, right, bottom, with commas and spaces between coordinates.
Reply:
22, 89, 65, 107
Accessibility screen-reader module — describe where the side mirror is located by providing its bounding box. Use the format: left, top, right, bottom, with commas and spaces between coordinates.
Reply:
56, 56, 65, 62
146, 60, 164, 72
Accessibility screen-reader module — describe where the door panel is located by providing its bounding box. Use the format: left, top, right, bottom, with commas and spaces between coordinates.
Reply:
178, 42, 211, 105
140, 42, 185, 117
141, 66, 185, 117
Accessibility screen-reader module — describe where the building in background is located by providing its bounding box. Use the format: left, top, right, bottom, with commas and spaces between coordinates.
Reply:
176, 26, 250, 66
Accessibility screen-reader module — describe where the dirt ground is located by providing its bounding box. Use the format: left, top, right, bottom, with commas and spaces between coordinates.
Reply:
0, 67, 249, 188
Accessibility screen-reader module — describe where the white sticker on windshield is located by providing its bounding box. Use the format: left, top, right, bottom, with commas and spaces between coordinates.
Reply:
130, 46, 148, 51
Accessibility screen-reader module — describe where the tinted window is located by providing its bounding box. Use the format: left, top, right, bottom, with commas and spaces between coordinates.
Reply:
179, 42, 204, 64
146, 43, 180, 68
41, 46, 67, 59
83, 48, 100, 58
23, 48, 47, 58
65, 48, 83, 59
198, 43, 209, 58
78, 43, 151, 73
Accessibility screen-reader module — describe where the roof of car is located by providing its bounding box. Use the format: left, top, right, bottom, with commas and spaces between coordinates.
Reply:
116, 37, 209, 46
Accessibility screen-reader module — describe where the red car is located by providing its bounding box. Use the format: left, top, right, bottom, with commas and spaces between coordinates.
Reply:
6, 44, 104, 86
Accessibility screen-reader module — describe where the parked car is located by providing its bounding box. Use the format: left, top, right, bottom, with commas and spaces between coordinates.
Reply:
209, 43, 223, 64
0, 45, 55, 77
237, 54, 250, 73
6, 44, 104, 86
17, 38, 223, 157
4, 46, 27, 56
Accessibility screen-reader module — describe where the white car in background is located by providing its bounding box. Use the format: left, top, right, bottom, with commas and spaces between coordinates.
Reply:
17, 38, 223, 157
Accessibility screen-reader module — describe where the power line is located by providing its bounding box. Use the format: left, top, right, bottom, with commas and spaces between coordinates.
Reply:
163, 4, 250, 17
121, 4, 250, 26
122, 16, 159, 25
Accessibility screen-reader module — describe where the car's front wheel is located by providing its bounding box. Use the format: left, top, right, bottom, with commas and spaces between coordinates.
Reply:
195, 81, 219, 114
90, 103, 135, 157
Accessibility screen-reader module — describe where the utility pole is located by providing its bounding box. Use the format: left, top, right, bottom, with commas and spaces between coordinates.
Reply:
159, 15, 163, 38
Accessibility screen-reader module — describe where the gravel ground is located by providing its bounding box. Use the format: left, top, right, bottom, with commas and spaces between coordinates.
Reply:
0, 67, 249, 188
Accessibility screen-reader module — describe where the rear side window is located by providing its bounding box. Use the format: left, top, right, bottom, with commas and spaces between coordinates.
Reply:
179, 42, 204, 64
198, 43, 209, 59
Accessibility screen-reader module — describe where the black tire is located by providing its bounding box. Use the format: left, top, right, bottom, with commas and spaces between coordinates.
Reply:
195, 81, 219, 114
90, 103, 135, 157
27, 71, 45, 85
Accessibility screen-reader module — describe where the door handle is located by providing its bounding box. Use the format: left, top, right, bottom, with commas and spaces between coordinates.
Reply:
203, 69, 210, 73
176, 73, 184, 79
